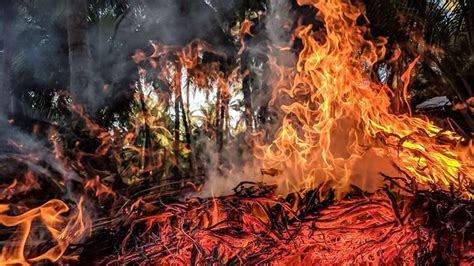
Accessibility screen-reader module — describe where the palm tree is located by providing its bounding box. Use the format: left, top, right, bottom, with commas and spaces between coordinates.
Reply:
365, 0, 474, 135
67, 0, 94, 108
0, 0, 15, 115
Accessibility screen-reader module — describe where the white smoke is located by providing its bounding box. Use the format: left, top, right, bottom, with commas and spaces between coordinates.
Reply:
195, 0, 298, 198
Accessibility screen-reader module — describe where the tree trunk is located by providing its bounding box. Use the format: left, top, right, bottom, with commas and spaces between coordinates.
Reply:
67, 0, 93, 107
179, 93, 197, 177
215, 85, 223, 147
0, 0, 15, 115
173, 64, 182, 180
239, 4, 254, 132
137, 84, 155, 178
241, 53, 254, 131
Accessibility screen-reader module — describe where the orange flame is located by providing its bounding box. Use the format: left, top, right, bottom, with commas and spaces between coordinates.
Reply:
85, 176, 116, 199
238, 20, 255, 55
1, 171, 40, 201
0, 200, 69, 265
0, 197, 90, 265
255, 0, 473, 198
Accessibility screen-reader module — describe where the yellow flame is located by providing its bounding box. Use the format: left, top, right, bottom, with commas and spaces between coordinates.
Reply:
255, 0, 473, 198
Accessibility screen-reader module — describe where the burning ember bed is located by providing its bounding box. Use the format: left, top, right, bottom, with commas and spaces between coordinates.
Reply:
1, 0, 473, 265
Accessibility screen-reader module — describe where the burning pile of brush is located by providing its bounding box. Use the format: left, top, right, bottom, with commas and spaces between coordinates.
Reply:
1, 0, 473, 264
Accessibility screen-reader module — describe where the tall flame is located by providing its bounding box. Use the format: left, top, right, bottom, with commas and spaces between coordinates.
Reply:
256, 0, 473, 197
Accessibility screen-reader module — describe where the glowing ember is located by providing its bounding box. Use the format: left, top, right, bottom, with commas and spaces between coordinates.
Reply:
112, 192, 432, 265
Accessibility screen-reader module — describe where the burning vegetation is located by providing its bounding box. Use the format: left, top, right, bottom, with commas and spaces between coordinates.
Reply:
0, 0, 473, 265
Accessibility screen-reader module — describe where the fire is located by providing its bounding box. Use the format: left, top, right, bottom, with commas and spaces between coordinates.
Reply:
237, 20, 255, 55
85, 176, 116, 199
1, 0, 473, 264
113, 192, 432, 265
255, 0, 473, 198
0, 200, 69, 265
0, 198, 90, 265
1, 171, 40, 201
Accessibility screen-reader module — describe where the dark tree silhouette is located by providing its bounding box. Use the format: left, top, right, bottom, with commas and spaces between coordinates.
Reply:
0, 0, 15, 115
67, 0, 94, 107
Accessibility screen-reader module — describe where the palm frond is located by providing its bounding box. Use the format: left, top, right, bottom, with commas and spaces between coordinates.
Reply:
365, 0, 466, 46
